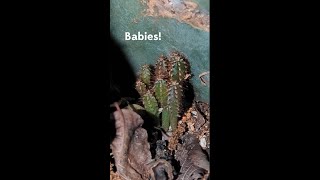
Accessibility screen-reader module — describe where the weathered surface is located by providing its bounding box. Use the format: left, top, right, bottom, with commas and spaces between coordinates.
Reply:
143, 0, 209, 32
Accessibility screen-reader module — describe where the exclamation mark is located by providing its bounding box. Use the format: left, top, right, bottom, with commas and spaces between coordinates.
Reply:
159, 32, 161, 40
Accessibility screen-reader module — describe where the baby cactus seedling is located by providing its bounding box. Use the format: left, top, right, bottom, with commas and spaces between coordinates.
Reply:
142, 91, 159, 118
135, 51, 192, 132
169, 52, 190, 82
154, 79, 168, 107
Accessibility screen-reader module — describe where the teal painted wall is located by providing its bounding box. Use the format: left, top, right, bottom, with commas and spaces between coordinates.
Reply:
110, 0, 210, 103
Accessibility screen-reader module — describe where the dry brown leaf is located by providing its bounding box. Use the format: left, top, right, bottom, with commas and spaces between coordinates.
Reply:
175, 134, 210, 180
148, 159, 174, 180
111, 103, 173, 180
111, 104, 144, 179
128, 127, 153, 179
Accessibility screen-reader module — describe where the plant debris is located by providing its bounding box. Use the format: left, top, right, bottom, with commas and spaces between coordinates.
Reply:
175, 134, 210, 180
110, 103, 145, 179
168, 101, 210, 151
199, 71, 210, 86
168, 107, 191, 151
110, 162, 122, 180
110, 50, 210, 179
110, 103, 174, 179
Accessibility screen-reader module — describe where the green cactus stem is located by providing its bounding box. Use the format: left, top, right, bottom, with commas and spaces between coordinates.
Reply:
161, 106, 170, 131
169, 52, 190, 83
142, 91, 159, 118
166, 81, 183, 131
155, 55, 169, 80
154, 79, 168, 107
135, 80, 147, 96
139, 64, 152, 87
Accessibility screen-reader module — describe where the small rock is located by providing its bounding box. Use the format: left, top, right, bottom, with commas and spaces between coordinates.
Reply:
199, 137, 207, 149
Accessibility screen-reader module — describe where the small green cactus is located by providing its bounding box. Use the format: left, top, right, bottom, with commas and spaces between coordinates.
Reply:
169, 52, 190, 82
142, 91, 159, 117
135, 51, 191, 132
154, 79, 168, 107
139, 64, 152, 87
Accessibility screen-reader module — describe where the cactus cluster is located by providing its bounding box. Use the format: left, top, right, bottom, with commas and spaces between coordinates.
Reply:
135, 51, 191, 132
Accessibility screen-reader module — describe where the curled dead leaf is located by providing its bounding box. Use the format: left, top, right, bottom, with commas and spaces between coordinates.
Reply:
111, 103, 144, 179
111, 103, 174, 180
175, 134, 210, 180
